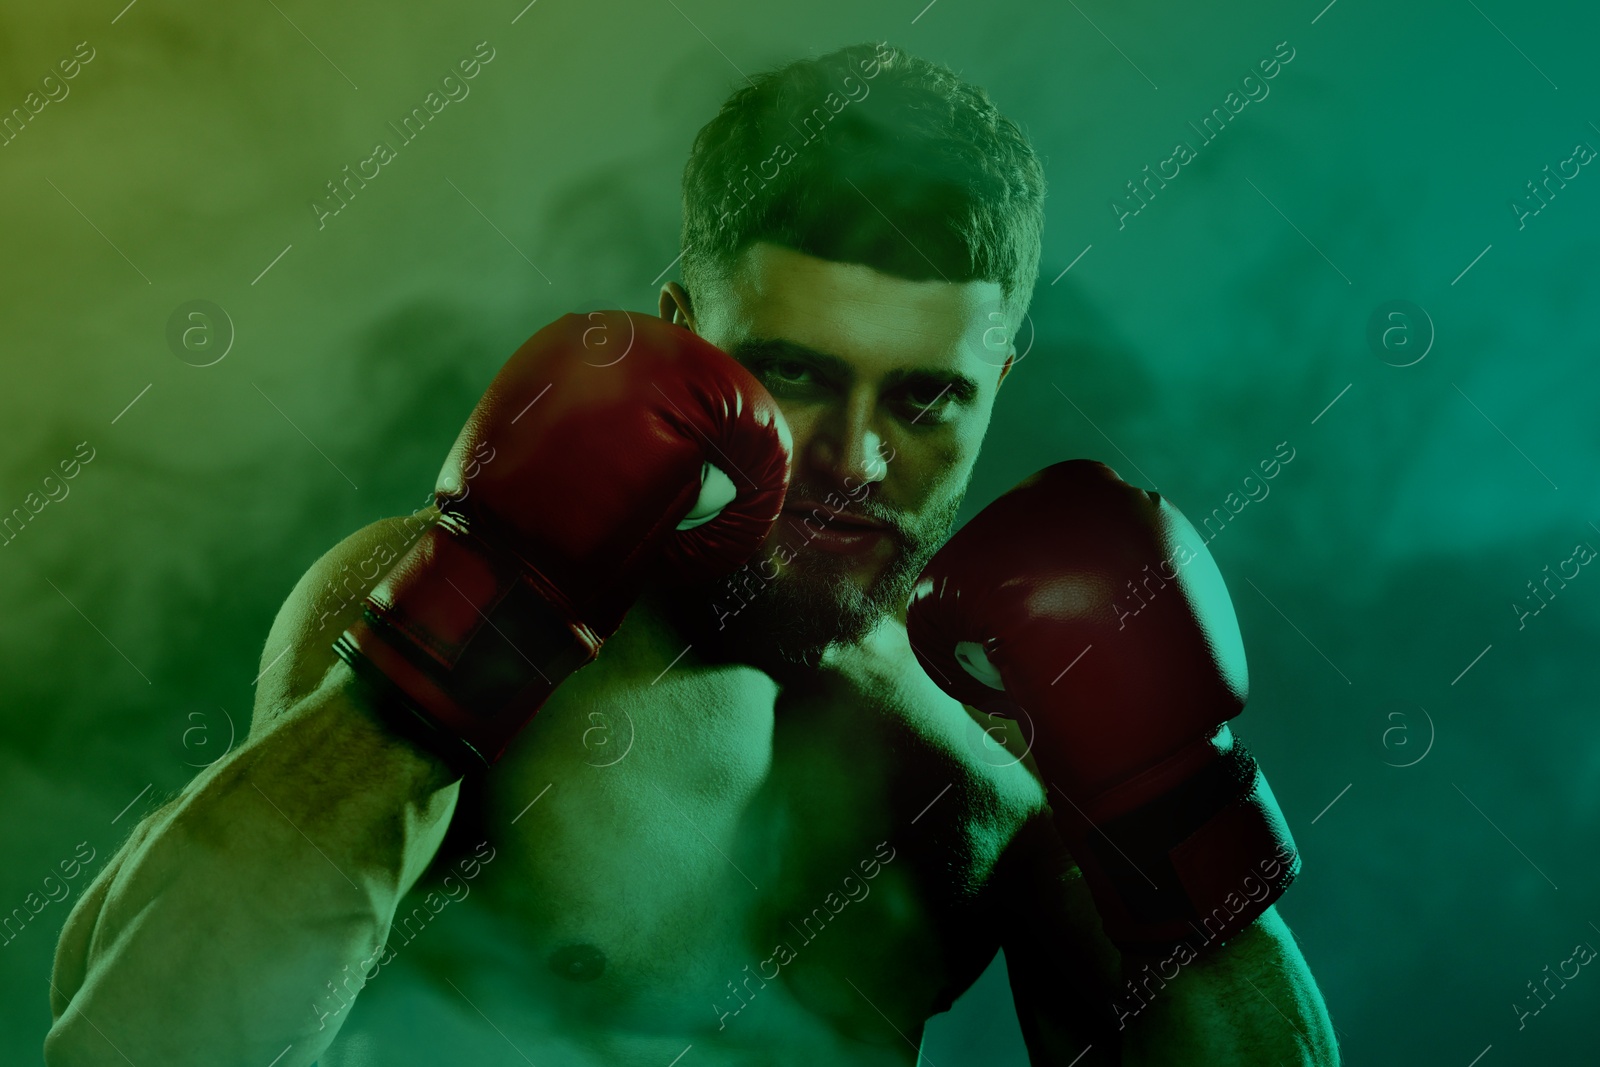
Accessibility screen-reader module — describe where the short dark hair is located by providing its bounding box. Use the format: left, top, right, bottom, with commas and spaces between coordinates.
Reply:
679, 41, 1046, 335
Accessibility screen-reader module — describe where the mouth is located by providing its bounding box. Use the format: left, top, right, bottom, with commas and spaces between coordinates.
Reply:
781, 500, 892, 555
783, 499, 888, 529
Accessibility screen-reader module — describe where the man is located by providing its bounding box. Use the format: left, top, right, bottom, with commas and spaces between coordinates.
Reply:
45, 42, 1338, 1065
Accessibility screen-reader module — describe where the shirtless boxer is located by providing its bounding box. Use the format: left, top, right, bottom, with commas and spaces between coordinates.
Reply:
45, 42, 1337, 1066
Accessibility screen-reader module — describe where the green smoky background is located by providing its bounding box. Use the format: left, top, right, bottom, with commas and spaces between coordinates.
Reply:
1, 0, 1597, 1063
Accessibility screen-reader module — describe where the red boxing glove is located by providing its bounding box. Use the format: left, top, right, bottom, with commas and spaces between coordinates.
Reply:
906, 460, 1299, 955
335, 311, 791, 772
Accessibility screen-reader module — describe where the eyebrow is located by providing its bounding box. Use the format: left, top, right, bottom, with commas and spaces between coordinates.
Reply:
728, 337, 982, 402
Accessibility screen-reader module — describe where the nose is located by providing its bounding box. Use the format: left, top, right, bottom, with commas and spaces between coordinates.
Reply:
803, 391, 888, 489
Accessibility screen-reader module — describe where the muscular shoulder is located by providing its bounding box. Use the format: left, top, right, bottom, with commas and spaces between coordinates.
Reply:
249, 507, 439, 735
882, 619, 1047, 815
834, 617, 1050, 871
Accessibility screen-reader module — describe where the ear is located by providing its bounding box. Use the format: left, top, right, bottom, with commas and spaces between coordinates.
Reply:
996, 347, 1017, 388
658, 282, 695, 330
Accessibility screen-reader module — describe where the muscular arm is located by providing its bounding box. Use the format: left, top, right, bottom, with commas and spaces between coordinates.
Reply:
997, 808, 1339, 1066
45, 514, 462, 1067
1117, 905, 1338, 1066
994, 811, 1124, 1067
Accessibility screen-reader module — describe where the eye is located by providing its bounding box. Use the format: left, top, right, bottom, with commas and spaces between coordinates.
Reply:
901, 382, 956, 421
756, 358, 818, 392
769, 359, 812, 384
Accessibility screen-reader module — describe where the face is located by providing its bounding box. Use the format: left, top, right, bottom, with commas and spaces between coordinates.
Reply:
656, 241, 1015, 673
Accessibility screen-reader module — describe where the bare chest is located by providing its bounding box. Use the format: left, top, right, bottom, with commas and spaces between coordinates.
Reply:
414, 636, 1045, 1043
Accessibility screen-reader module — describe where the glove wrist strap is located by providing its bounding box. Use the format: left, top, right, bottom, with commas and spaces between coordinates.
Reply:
333, 521, 601, 772
1055, 738, 1301, 956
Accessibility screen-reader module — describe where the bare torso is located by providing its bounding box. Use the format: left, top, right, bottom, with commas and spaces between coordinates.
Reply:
315, 568, 1048, 1066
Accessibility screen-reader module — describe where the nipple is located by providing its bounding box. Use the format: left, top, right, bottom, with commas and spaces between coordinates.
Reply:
548, 942, 607, 982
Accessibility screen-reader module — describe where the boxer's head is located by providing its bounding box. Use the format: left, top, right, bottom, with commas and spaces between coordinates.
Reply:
659, 42, 1045, 672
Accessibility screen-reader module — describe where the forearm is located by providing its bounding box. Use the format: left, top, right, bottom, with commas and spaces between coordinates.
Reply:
45, 664, 459, 1067
1118, 907, 1338, 1066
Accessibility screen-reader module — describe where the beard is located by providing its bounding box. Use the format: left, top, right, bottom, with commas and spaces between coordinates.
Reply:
647, 478, 969, 681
